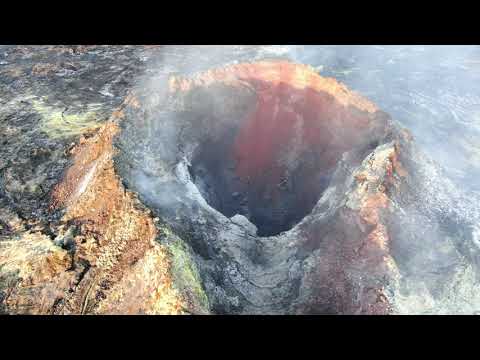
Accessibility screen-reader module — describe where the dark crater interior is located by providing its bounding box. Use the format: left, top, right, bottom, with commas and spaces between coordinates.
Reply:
188, 133, 332, 237
178, 83, 379, 237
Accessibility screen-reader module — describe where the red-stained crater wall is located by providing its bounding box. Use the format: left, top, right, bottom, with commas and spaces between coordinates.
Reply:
171, 61, 383, 236
233, 80, 373, 185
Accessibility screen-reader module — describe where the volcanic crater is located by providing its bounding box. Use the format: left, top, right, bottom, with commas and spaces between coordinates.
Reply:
1, 47, 477, 315
114, 61, 404, 314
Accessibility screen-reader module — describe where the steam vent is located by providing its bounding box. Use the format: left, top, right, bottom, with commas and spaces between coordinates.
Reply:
1, 46, 478, 315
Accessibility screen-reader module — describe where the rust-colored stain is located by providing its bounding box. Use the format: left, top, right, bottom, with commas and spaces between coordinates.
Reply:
31, 63, 59, 77
124, 93, 141, 109
47, 117, 185, 314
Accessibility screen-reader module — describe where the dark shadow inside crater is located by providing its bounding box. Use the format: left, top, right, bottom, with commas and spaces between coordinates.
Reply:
188, 133, 333, 237
180, 81, 379, 237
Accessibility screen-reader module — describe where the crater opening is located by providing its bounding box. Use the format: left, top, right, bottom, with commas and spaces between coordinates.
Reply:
119, 62, 385, 238
187, 131, 333, 237
173, 64, 382, 237
107, 60, 399, 314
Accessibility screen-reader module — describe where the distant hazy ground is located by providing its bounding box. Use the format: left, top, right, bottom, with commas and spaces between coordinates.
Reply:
283, 45, 480, 194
